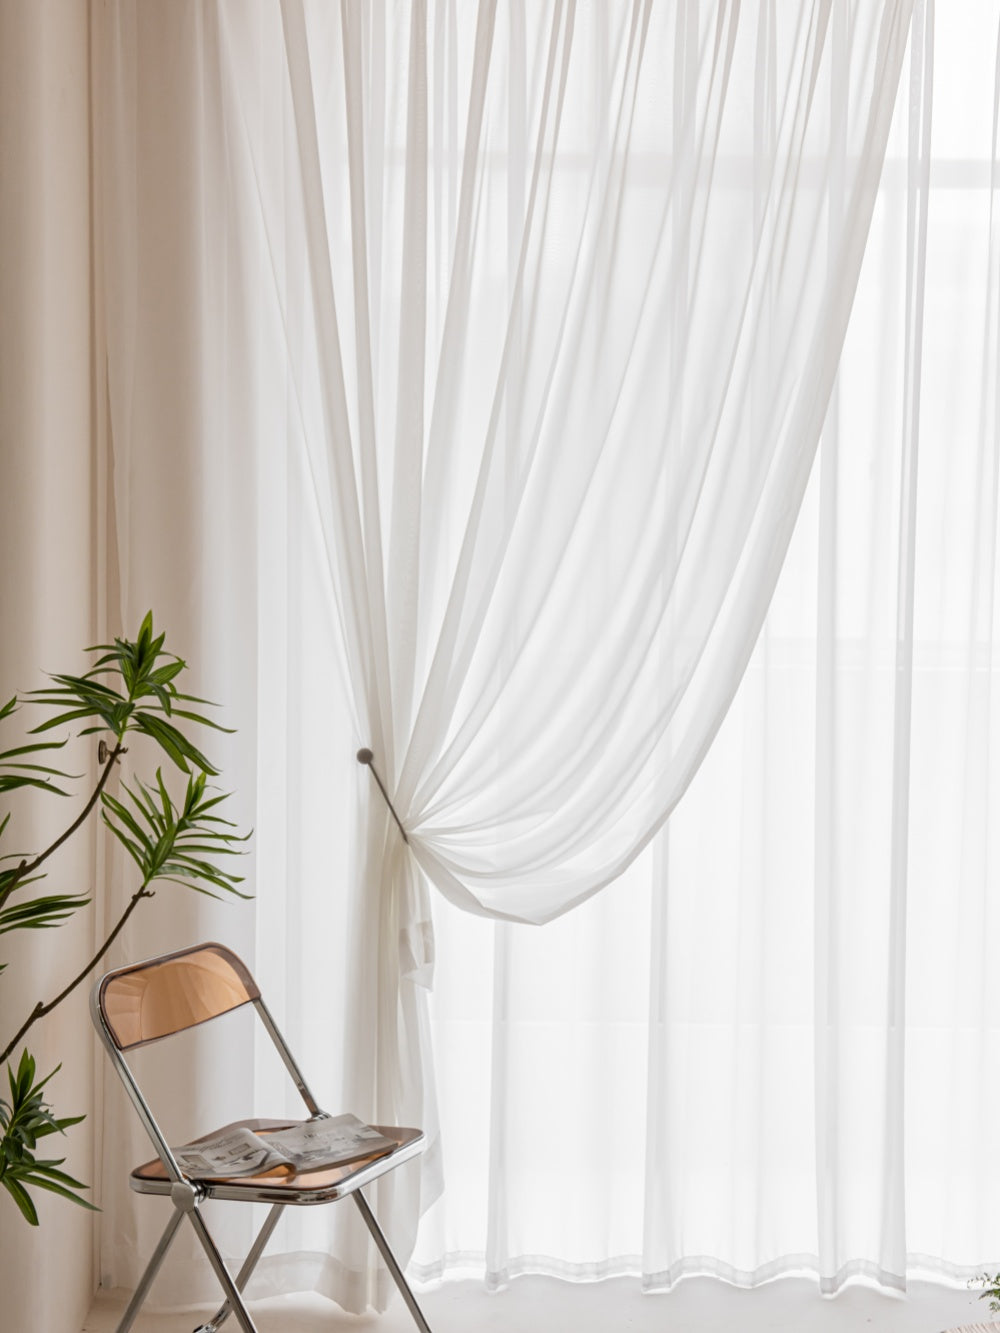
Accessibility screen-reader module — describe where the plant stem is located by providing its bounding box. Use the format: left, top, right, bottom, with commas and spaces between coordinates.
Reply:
0, 742, 124, 910
0, 879, 152, 1066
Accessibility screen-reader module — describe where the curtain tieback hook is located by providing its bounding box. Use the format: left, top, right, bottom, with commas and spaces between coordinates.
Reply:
356, 749, 410, 845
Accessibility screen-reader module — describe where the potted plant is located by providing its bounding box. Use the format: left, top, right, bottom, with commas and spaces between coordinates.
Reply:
0, 613, 249, 1224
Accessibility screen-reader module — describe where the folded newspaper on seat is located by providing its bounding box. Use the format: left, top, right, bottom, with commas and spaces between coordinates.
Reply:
173, 1113, 397, 1180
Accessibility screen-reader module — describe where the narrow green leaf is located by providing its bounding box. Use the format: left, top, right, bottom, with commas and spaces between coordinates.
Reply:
42, 674, 122, 699
25, 1057, 55, 1096
124, 778, 165, 826
168, 708, 234, 734
0, 776, 70, 796
148, 661, 185, 687
28, 708, 106, 734
0, 894, 90, 935
21, 1177, 98, 1210
154, 769, 174, 820
1, 761, 73, 776
132, 715, 192, 772
168, 842, 242, 858
33, 1112, 86, 1138
100, 818, 148, 873
100, 792, 149, 843
134, 715, 219, 776
3, 1176, 39, 1225
0, 739, 69, 759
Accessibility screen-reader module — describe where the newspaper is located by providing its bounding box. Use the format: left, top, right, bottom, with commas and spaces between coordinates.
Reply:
173, 1113, 397, 1180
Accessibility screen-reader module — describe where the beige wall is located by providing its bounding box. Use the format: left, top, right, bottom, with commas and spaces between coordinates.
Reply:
0, 1, 98, 1328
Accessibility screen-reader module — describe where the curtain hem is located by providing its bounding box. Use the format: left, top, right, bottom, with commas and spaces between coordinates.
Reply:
408, 1250, 982, 1296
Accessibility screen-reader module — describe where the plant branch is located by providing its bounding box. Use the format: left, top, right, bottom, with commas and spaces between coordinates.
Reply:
0, 743, 124, 909
0, 879, 152, 1066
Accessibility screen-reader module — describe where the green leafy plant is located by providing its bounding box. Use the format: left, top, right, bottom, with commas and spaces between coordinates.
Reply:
971, 1271, 1000, 1315
0, 1050, 91, 1225
0, 613, 250, 1223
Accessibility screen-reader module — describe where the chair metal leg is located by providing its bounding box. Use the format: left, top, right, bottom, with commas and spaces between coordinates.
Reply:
352, 1189, 433, 1333
186, 1206, 260, 1333
193, 1203, 285, 1332
116, 1205, 186, 1332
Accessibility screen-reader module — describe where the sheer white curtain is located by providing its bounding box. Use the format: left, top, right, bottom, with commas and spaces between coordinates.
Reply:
242, 0, 910, 925
92, 0, 268, 1306
416, 0, 1000, 1297
89, 0, 1000, 1317
214, 0, 908, 1299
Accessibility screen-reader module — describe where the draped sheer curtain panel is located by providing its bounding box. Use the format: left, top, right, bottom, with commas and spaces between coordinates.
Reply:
416, 0, 1000, 1297
214, 0, 909, 1294
233, 0, 912, 922
90, 0, 1000, 1315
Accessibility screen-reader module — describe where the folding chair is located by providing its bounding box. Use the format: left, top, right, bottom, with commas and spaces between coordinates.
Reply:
91, 941, 433, 1333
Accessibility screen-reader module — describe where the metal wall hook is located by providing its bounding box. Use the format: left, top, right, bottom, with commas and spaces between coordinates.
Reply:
356, 749, 410, 845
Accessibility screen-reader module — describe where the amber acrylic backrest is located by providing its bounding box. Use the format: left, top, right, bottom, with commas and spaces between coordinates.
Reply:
98, 942, 260, 1051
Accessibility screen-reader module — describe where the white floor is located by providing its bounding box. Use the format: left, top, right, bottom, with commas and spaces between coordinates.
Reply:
84, 1275, 1000, 1333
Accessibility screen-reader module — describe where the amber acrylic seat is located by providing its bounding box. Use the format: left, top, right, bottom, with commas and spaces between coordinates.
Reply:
91, 942, 433, 1333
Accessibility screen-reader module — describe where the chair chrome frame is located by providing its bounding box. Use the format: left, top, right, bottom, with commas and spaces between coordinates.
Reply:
91, 942, 433, 1333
